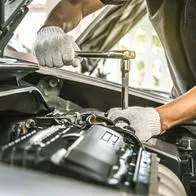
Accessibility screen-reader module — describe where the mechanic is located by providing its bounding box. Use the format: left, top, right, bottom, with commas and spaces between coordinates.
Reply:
33, 0, 196, 140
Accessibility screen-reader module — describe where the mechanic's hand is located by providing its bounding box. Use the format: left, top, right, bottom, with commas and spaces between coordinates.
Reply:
108, 107, 161, 141
34, 26, 81, 68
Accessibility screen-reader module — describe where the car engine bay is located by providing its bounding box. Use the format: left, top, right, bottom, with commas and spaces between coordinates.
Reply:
0, 67, 195, 196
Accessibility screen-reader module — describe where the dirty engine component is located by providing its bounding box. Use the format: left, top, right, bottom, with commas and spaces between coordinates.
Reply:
0, 112, 186, 196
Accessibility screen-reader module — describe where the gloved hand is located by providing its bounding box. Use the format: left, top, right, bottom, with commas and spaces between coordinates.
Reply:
108, 107, 161, 141
34, 26, 81, 68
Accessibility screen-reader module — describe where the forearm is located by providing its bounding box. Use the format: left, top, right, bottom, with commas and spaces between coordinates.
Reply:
44, 0, 104, 32
156, 86, 196, 131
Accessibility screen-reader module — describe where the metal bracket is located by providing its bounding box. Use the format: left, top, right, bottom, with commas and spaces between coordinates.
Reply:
0, 6, 29, 57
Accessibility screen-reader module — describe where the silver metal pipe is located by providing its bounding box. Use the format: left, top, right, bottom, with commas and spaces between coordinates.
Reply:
121, 59, 130, 109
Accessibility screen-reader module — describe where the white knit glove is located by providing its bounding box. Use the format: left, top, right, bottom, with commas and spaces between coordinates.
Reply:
34, 26, 81, 68
108, 107, 161, 141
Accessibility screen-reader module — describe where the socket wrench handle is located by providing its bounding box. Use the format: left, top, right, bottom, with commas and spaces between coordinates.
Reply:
75, 50, 135, 60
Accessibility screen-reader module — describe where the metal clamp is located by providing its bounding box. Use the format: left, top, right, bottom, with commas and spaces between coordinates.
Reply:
76, 50, 136, 109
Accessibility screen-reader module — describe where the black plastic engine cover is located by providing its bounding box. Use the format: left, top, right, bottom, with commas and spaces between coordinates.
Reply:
64, 125, 125, 181
0, 122, 153, 195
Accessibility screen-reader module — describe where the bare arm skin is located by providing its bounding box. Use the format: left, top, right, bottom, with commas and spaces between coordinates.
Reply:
156, 86, 196, 132
44, 0, 104, 32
